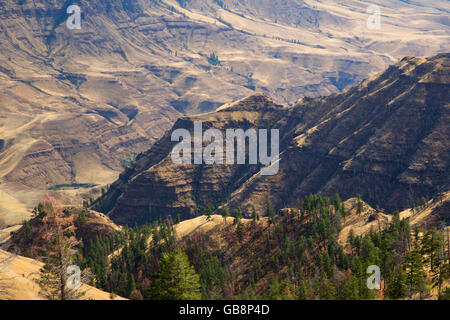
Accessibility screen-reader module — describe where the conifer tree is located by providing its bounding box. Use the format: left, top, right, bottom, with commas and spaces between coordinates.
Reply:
314, 273, 336, 300
385, 268, 408, 299
147, 249, 201, 300
251, 205, 259, 224
127, 273, 136, 298
405, 241, 427, 299
265, 195, 274, 226
205, 203, 213, 221
36, 232, 86, 300
341, 274, 359, 300
264, 278, 280, 299
23, 220, 32, 242
356, 194, 363, 216
297, 280, 309, 300
35, 199, 88, 300
221, 205, 229, 223
423, 228, 449, 296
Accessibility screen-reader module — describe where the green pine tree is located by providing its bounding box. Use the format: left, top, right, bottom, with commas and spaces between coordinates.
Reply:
127, 273, 136, 298
385, 268, 408, 299
146, 249, 201, 300
251, 205, 259, 224
405, 246, 427, 299
36, 232, 85, 300
266, 195, 274, 225
356, 194, 363, 216
221, 205, 229, 223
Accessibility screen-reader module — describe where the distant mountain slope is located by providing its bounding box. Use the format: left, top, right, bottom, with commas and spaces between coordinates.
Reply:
95, 53, 449, 224
0, 0, 449, 224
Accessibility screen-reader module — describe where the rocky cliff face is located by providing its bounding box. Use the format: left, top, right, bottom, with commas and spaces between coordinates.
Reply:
1, 0, 449, 224
227, 53, 450, 215
96, 54, 449, 224
96, 94, 288, 224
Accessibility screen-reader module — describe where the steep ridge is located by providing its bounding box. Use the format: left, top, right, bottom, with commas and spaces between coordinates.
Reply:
226, 53, 450, 214
1, 0, 449, 224
96, 94, 288, 224
96, 53, 450, 224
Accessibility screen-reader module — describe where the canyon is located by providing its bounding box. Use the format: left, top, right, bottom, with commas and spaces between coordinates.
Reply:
1, 0, 449, 225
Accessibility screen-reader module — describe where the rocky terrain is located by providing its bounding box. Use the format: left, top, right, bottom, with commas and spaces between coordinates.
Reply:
95, 53, 450, 225
1, 0, 449, 225
1, 0, 449, 301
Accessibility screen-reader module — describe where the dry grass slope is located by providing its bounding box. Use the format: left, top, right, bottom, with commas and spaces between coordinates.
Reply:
0, 0, 448, 224
0, 249, 125, 300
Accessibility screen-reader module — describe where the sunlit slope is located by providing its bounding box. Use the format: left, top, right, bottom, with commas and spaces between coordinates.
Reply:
0, 0, 448, 222
0, 249, 126, 300
96, 54, 449, 224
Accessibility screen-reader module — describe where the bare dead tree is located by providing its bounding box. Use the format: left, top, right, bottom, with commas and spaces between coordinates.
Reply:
34, 197, 92, 300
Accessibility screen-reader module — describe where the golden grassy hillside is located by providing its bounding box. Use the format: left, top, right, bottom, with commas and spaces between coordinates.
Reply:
0, 249, 125, 300
0, 0, 449, 225
97, 54, 449, 224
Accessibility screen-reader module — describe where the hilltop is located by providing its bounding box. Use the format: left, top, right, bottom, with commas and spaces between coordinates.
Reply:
95, 53, 450, 225
3, 204, 121, 259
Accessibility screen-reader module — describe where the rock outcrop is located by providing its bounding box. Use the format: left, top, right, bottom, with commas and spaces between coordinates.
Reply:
96, 54, 449, 224
1, 0, 449, 223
